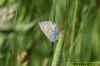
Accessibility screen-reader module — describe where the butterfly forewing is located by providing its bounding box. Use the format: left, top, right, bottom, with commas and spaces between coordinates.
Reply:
39, 21, 58, 42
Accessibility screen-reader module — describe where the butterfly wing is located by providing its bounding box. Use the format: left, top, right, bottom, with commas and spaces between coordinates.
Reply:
39, 21, 58, 42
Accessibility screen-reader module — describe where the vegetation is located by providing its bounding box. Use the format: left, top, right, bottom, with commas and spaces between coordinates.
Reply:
0, 0, 100, 66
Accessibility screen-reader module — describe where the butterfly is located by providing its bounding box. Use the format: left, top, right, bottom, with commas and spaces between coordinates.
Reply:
39, 21, 58, 42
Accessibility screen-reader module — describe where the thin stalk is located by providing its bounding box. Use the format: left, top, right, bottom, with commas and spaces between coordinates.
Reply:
51, 32, 64, 66
14, 0, 21, 25
48, 42, 54, 66
68, 0, 78, 62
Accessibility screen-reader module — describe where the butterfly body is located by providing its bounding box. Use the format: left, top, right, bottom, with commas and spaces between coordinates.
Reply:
39, 21, 58, 42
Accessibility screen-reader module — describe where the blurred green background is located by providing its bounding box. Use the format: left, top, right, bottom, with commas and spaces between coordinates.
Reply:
0, 0, 100, 66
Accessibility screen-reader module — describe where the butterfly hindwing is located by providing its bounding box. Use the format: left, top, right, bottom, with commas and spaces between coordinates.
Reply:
39, 21, 58, 42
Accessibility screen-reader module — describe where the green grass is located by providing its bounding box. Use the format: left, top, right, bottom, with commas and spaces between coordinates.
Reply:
0, 0, 100, 66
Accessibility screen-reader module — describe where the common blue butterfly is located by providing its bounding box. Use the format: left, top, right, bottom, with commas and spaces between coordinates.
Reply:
39, 21, 58, 42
